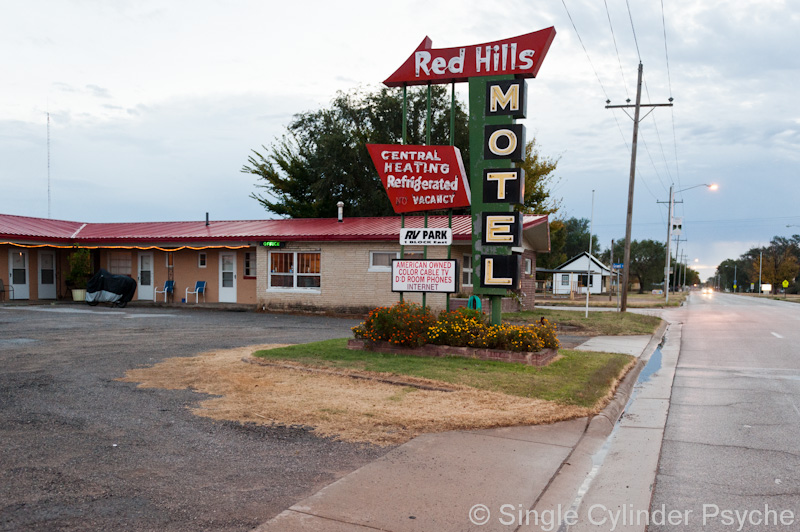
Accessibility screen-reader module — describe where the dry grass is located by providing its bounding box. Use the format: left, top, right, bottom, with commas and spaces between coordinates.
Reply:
119, 344, 595, 446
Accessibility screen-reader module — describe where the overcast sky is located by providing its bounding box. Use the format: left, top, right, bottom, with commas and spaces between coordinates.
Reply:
2, 0, 798, 281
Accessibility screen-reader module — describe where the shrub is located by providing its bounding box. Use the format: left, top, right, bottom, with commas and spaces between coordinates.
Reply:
353, 303, 560, 353
427, 308, 487, 347
352, 302, 436, 348
533, 318, 560, 349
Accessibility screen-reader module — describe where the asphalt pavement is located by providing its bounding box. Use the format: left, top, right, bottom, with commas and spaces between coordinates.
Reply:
648, 293, 800, 531
0, 304, 388, 532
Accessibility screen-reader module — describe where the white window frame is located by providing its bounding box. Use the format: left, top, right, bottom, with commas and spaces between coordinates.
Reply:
198, 252, 207, 268
561, 274, 570, 286
108, 252, 131, 276
462, 254, 473, 287
268, 250, 321, 292
369, 251, 399, 273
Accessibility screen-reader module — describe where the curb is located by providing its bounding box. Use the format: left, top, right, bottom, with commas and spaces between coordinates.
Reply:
586, 318, 670, 436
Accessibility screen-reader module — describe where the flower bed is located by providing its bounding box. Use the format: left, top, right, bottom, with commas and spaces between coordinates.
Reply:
350, 303, 560, 367
347, 338, 558, 367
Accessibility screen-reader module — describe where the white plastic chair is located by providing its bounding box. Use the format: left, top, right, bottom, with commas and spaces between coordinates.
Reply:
185, 281, 206, 303
154, 280, 174, 302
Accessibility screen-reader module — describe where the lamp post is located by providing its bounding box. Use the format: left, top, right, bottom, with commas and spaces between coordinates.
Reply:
664, 183, 718, 304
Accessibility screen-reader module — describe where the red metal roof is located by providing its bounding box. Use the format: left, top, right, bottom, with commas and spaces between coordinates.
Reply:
1, 213, 548, 246
0, 214, 86, 241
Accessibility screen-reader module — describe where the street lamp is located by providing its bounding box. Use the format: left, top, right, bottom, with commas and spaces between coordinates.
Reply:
664, 183, 718, 304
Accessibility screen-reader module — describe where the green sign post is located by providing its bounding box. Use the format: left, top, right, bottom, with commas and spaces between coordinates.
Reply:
380, 29, 556, 324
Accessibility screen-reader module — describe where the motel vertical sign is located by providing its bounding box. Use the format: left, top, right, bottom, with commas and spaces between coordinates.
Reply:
377, 28, 556, 319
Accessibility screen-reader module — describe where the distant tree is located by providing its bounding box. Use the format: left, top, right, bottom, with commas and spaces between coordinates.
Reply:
716, 258, 751, 292
563, 217, 602, 260
750, 237, 800, 294
684, 267, 701, 286
604, 238, 666, 293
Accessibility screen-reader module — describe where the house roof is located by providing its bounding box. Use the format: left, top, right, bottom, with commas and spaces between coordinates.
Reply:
0, 213, 550, 250
553, 251, 611, 273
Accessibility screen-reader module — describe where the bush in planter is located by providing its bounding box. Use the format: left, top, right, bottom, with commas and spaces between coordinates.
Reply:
427, 308, 487, 347
66, 249, 92, 289
352, 302, 436, 348
353, 303, 561, 353
532, 318, 560, 350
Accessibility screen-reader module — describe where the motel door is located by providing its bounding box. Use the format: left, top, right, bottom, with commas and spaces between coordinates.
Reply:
137, 252, 154, 300
38, 250, 57, 299
219, 252, 237, 303
9, 249, 29, 299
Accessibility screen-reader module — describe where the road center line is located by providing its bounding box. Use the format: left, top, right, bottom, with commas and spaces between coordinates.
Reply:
771, 332, 784, 339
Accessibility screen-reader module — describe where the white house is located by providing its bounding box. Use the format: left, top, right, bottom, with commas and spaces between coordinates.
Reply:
552, 252, 612, 295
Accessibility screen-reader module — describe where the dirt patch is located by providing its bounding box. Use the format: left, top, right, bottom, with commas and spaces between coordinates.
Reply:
119, 344, 593, 446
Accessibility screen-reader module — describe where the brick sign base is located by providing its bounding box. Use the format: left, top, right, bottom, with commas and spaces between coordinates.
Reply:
347, 339, 557, 367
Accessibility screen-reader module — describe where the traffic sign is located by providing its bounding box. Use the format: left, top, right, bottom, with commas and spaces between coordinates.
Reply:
783, 280, 790, 288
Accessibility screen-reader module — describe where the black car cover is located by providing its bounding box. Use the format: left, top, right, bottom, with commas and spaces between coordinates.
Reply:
85, 269, 137, 306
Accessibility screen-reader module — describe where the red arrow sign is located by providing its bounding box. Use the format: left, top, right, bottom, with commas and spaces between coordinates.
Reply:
384, 28, 556, 87
367, 144, 471, 213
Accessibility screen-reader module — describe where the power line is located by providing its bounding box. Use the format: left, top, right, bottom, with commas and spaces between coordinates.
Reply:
660, 0, 673, 98
624, 0, 642, 62
603, 0, 629, 100
561, 0, 610, 100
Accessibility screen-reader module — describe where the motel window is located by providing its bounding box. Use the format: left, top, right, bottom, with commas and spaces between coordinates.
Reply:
462, 254, 473, 287
369, 251, 398, 272
198, 252, 207, 268
244, 251, 256, 278
269, 251, 320, 290
108, 252, 131, 276
561, 274, 569, 286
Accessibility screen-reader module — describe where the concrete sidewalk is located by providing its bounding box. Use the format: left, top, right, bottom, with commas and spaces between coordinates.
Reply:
253, 323, 672, 532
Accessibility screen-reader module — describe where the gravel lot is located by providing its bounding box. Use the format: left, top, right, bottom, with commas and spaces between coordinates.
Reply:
0, 303, 390, 531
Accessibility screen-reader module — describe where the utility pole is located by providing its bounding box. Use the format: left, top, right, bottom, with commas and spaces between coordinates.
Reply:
672, 236, 687, 291
606, 62, 673, 312
586, 189, 595, 318
609, 239, 614, 302
758, 251, 763, 294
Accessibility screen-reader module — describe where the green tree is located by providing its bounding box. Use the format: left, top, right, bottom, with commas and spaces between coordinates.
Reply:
242, 86, 562, 219
537, 217, 600, 271
242, 86, 467, 218
516, 139, 561, 215
536, 219, 567, 270
563, 217, 602, 260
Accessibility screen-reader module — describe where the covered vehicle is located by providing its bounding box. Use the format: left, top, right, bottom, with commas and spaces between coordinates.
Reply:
85, 269, 137, 307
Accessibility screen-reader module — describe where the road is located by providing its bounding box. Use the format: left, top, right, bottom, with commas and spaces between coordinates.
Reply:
650, 293, 800, 531
0, 304, 388, 532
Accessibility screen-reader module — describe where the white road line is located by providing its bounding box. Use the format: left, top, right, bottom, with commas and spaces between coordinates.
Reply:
772, 332, 784, 338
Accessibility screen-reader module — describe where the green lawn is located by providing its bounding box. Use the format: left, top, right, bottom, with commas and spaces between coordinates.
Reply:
253, 338, 634, 408
505, 308, 662, 336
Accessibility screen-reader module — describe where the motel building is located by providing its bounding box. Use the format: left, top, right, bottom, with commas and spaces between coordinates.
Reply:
1, 212, 549, 313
